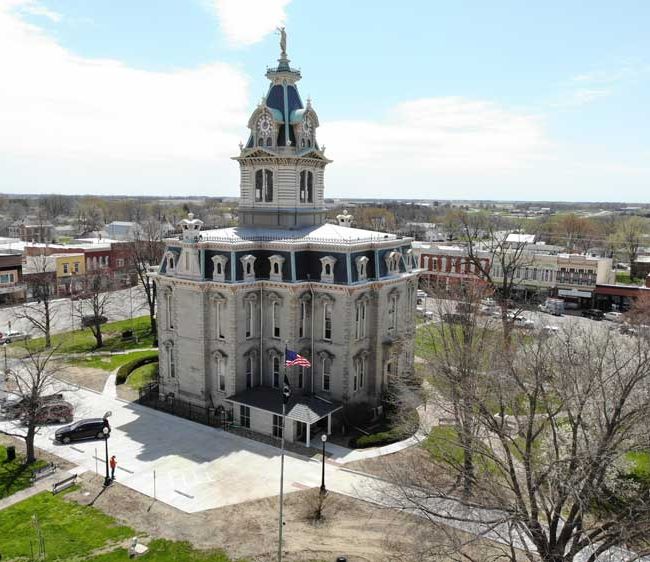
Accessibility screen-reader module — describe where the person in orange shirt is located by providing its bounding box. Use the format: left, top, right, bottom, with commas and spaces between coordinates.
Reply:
109, 455, 117, 481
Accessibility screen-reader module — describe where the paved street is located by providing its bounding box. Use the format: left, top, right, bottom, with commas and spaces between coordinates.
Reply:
0, 285, 149, 336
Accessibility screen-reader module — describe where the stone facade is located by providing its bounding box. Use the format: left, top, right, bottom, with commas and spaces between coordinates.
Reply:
153, 38, 419, 444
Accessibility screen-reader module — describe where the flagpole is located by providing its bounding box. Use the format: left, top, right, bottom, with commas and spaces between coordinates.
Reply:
278, 342, 288, 562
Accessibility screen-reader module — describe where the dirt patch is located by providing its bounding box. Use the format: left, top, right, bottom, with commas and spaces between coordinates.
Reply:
67, 472, 521, 562
55, 364, 110, 393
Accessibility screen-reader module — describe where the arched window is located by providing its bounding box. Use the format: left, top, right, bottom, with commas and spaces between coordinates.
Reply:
255, 169, 273, 202
168, 257, 175, 270
272, 356, 280, 388
266, 137, 272, 147
325, 264, 331, 276
307, 171, 313, 202
301, 139, 305, 147
257, 138, 263, 146
299, 171, 314, 203
322, 356, 331, 391
246, 354, 254, 388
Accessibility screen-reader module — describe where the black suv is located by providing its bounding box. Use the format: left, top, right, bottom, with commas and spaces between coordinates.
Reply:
582, 309, 604, 321
55, 418, 111, 444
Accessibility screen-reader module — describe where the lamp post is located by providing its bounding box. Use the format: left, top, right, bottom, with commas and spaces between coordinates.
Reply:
3, 342, 7, 373
102, 426, 111, 487
320, 433, 328, 495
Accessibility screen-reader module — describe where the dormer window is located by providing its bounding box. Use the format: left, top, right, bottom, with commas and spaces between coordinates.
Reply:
255, 169, 273, 202
405, 249, 414, 272
241, 255, 256, 282
269, 255, 285, 281
385, 250, 401, 275
212, 255, 229, 282
320, 256, 336, 283
165, 251, 176, 274
355, 256, 370, 281
299, 171, 314, 203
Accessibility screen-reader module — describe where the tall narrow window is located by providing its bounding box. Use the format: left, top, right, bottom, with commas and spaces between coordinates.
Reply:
322, 356, 331, 392
307, 171, 313, 202
215, 300, 225, 340
240, 405, 250, 428
245, 300, 255, 338
265, 169, 273, 202
255, 170, 263, 202
272, 356, 280, 388
323, 302, 332, 341
272, 301, 280, 338
355, 300, 367, 340
216, 355, 226, 392
353, 359, 359, 392
246, 355, 253, 388
166, 292, 174, 329
299, 300, 308, 338
299, 171, 306, 202
169, 348, 176, 378
298, 365, 305, 389
388, 293, 398, 332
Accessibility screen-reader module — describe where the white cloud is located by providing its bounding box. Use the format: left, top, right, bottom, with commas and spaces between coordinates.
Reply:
0, 2, 250, 194
18, 0, 62, 23
321, 97, 549, 173
208, 0, 291, 48
550, 88, 612, 108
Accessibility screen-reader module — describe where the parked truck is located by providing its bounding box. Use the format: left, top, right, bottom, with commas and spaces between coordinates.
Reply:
539, 298, 564, 316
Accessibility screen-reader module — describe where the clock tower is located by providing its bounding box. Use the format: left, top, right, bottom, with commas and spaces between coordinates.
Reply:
234, 32, 331, 228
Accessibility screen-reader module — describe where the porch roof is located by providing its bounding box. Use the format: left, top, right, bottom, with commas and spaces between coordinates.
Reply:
226, 387, 342, 425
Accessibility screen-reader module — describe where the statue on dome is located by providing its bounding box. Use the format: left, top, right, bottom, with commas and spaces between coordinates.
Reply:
277, 26, 287, 56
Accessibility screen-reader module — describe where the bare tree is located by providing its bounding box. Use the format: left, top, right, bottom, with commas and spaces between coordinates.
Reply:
129, 220, 165, 344
381, 324, 650, 562
74, 272, 114, 349
15, 254, 57, 348
0, 346, 64, 464
613, 216, 649, 266
424, 282, 497, 498
458, 212, 536, 341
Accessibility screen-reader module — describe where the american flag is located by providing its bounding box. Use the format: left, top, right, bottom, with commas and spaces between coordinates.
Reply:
285, 349, 311, 368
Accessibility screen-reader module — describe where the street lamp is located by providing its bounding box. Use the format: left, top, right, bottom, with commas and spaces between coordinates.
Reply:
102, 426, 111, 487
3, 342, 8, 373
320, 433, 328, 495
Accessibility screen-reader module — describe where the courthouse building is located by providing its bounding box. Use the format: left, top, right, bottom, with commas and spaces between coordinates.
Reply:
153, 37, 419, 446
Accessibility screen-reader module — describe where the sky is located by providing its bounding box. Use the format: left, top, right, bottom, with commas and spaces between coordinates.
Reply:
0, 0, 649, 202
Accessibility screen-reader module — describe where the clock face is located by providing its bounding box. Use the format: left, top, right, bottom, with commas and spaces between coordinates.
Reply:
257, 115, 273, 137
302, 117, 313, 135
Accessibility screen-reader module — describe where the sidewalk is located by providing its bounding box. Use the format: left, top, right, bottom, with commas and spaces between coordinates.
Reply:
0, 466, 81, 511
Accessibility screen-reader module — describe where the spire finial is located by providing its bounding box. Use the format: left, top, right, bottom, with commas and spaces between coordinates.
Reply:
277, 26, 287, 58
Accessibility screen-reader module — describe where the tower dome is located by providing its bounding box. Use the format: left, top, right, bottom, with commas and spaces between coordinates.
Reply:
233, 28, 332, 229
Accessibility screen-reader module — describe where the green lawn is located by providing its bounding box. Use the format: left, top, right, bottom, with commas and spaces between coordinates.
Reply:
626, 450, 650, 485
68, 350, 158, 372
0, 445, 47, 499
0, 491, 134, 560
86, 539, 242, 561
20, 315, 155, 354
127, 361, 159, 390
0, 491, 247, 561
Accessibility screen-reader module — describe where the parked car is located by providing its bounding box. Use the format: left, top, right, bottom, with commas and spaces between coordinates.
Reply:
81, 315, 108, 328
1, 393, 64, 420
581, 309, 604, 321
603, 311, 624, 323
24, 400, 74, 425
513, 317, 535, 330
538, 298, 564, 316
55, 418, 111, 444
0, 331, 31, 344
541, 325, 560, 335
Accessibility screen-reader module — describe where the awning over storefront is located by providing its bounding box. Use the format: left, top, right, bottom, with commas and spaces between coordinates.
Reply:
558, 288, 592, 298
227, 387, 342, 425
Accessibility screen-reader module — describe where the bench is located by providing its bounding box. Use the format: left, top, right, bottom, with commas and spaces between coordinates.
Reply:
31, 462, 57, 483
52, 474, 77, 494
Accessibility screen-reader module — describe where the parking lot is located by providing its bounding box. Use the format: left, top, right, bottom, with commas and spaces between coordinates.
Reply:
0, 385, 375, 513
